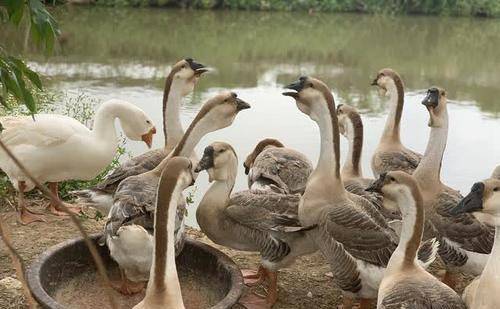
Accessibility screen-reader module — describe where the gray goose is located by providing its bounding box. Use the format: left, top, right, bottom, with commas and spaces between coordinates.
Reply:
103, 92, 250, 295
196, 141, 317, 308
367, 171, 465, 309
412, 88, 494, 287
282, 76, 437, 309
133, 157, 194, 309
371, 68, 422, 177
243, 138, 312, 194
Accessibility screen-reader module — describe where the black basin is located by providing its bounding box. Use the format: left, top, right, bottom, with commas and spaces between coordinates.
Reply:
26, 234, 243, 309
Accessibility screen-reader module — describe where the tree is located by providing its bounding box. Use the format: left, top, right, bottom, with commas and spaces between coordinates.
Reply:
0, 0, 60, 122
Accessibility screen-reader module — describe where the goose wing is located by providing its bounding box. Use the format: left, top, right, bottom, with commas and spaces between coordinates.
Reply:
93, 148, 167, 193
227, 191, 308, 233
1, 115, 87, 148
377, 149, 422, 175
432, 189, 493, 254
320, 203, 397, 267
380, 279, 466, 309
104, 173, 159, 238
249, 148, 313, 194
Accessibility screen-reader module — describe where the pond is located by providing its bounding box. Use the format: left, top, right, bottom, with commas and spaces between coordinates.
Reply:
2, 7, 500, 227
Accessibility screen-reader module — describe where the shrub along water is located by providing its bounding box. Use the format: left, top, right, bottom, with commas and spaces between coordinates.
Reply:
93, 0, 500, 17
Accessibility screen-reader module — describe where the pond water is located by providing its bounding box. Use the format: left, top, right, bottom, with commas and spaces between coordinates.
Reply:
2, 7, 500, 227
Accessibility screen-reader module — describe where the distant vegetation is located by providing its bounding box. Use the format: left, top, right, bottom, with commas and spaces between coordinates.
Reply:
91, 0, 500, 17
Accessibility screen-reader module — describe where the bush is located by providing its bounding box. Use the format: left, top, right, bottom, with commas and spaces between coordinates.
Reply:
91, 0, 500, 17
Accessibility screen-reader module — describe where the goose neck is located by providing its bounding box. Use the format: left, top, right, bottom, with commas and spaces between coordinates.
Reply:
341, 116, 363, 179
92, 101, 120, 145
413, 109, 448, 188
380, 82, 403, 144
163, 84, 184, 150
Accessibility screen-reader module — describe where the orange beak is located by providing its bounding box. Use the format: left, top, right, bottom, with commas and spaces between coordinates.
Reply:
141, 127, 156, 148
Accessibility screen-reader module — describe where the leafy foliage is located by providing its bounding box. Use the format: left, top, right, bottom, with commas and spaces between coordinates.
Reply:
0, 0, 60, 116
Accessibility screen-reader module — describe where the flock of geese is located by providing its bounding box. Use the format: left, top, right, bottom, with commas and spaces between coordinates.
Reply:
0, 58, 499, 309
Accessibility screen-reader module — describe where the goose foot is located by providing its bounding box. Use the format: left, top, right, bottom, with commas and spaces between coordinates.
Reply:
111, 278, 145, 295
242, 266, 265, 286
337, 295, 354, 309
46, 182, 82, 216
357, 298, 374, 309
238, 292, 273, 309
18, 207, 46, 225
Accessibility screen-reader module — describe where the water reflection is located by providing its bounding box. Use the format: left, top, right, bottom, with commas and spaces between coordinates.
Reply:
2, 7, 499, 226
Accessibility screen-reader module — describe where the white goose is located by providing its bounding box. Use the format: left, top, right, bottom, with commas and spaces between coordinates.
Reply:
133, 157, 194, 309
282, 76, 437, 308
452, 175, 500, 308
0, 99, 155, 225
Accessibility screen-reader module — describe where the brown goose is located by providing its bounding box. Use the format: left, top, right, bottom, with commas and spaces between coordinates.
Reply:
370, 68, 422, 177
452, 175, 500, 308
282, 76, 437, 308
367, 172, 465, 309
243, 138, 312, 194
103, 92, 250, 295
196, 141, 317, 308
412, 88, 494, 288
73, 58, 208, 213
133, 157, 194, 309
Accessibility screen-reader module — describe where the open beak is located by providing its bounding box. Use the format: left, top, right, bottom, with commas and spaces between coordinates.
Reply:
187, 59, 209, 76
282, 77, 306, 98
366, 173, 387, 194
141, 127, 156, 148
422, 88, 439, 109
236, 98, 251, 111
450, 182, 484, 215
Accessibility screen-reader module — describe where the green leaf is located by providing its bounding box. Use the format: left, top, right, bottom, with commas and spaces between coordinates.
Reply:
24, 68, 43, 90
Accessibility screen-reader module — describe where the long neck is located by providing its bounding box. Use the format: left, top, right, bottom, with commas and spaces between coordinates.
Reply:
311, 97, 343, 192
380, 80, 404, 144
474, 224, 500, 307
163, 78, 185, 150
146, 177, 184, 307
413, 109, 448, 187
387, 189, 424, 271
153, 115, 212, 174
341, 115, 363, 179
91, 101, 120, 145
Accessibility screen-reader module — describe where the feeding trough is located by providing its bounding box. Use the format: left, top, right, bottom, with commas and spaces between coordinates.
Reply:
26, 234, 244, 309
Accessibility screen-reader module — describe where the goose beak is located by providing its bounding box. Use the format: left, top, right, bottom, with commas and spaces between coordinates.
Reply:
366, 173, 387, 194
370, 78, 378, 86
195, 146, 214, 173
450, 182, 484, 215
187, 59, 209, 76
422, 88, 439, 108
141, 127, 156, 148
244, 164, 250, 175
236, 98, 251, 111
282, 77, 306, 98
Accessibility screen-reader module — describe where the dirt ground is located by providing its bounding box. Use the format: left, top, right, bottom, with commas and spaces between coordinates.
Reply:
0, 197, 474, 309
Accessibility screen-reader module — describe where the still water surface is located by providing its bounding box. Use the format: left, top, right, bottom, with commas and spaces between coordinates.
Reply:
2, 7, 500, 226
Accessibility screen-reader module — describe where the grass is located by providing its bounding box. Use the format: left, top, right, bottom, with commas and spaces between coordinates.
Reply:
0, 89, 130, 206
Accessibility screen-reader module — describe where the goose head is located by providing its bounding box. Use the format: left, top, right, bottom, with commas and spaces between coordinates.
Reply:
336, 104, 360, 138
366, 171, 422, 213
282, 76, 334, 122
162, 157, 196, 192
421, 87, 447, 128
112, 99, 156, 148
170, 58, 208, 96
451, 179, 500, 224
195, 142, 238, 183
193, 91, 251, 133
243, 138, 284, 175
371, 68, 401, 97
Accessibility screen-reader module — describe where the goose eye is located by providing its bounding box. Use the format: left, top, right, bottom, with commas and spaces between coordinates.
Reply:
494, 187, 499, 192
309, 83, 314, 88
146, 120, 151, 124
219, 149, 226, 153
389, 177, 395, 182
188, 162, 193, 169
181, 65, 186, 69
